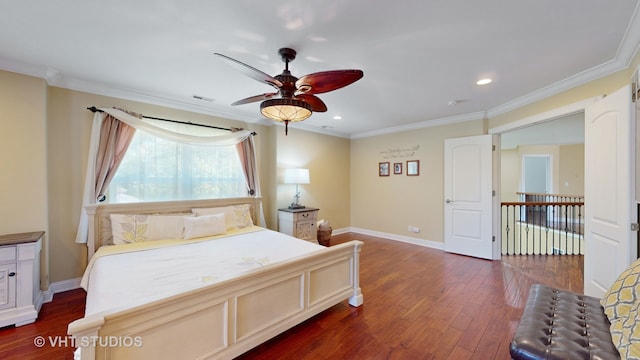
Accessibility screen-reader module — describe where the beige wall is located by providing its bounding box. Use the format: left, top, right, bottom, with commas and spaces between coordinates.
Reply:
273, 127, 351, 230
350, 120, 484, 244
0, 70, 49, 287
558, 144, 585, 196
500, 149, 520, 202
0, 71, 48, 234
500, 144, 585, 202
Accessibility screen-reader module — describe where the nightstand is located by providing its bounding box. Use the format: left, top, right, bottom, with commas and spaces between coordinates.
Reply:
0, 231, 42, 327
278, 208, 319, 244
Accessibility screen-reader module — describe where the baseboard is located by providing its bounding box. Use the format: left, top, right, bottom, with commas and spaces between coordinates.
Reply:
339, 227, 444, 250
41, 277, 82, 303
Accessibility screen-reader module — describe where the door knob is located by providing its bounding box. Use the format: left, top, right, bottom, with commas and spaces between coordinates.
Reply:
446, 199, 453, 204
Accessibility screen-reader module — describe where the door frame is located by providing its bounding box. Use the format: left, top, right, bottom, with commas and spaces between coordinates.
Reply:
489, 92, 635, 281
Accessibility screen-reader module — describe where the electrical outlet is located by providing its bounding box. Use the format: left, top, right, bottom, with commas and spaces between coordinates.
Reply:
409, 226, 420, 233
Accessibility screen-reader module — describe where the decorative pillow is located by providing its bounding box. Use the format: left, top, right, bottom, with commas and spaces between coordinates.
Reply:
612, 298, 640, 359
183, 213, 226, 239
601, 257, 640, 321
135, 214, 188, 241
232, 204, 253, 228
192, 207, 238, 231
110, 214, 139, 244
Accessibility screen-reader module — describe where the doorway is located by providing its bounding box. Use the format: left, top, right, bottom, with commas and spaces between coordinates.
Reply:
522, 155, 552, 223
522, 155, 551, 194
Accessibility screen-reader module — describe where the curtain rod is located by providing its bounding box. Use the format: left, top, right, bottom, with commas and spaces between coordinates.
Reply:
86, 106, 256, 135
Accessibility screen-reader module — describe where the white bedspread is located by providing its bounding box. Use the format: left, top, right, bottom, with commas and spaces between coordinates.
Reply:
82, 226, 323, 316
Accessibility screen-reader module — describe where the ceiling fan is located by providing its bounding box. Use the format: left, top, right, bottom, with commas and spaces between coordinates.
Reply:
214, 48, 363, 135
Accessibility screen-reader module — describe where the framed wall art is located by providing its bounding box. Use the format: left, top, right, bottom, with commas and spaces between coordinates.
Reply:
407, 160, 419, 176
393, 162, 402, 175
379, 162, 390, 176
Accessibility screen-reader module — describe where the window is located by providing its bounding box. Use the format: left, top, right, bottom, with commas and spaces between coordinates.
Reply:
107, 122, 246, 203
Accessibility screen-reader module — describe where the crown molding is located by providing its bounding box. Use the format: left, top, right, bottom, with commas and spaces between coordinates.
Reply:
487, 3, 639, 119
0, 57, 49, 79
350, 111, 486, 139
50, 75, 269, 124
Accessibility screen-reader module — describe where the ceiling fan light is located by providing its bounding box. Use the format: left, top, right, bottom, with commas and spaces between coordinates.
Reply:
260, 98, 312, 122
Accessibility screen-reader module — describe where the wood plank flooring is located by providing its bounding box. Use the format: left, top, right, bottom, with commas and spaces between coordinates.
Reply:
0, 232, 583, 359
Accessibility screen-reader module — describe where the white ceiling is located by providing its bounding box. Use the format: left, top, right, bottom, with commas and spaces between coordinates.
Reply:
0, 1, 638, 138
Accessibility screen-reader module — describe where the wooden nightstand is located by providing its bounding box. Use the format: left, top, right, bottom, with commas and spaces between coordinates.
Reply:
278, 208, 319, 244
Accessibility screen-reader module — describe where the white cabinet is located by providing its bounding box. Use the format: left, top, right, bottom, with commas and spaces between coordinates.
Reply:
0, 231, 42, 327
0, 262, 16, 311
278, 208, 319, 244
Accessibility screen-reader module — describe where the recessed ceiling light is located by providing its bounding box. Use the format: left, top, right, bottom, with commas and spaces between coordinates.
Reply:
333, 115, 342, 120
476, 78, 492, 85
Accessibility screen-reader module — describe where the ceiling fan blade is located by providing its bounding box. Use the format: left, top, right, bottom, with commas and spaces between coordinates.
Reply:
231, 92, 278, 106
214, 53, 283, 89
296, 70, 363, 95
296, 94, 327, 112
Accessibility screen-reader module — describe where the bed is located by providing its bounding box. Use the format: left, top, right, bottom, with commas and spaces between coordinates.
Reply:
67, 197, 363, 360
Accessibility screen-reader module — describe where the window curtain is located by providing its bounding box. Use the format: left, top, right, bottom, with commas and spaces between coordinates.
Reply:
75, 107, 258, 244
95, 114, 137, 201
234, 129, 266, 226
74, 111, 136, 244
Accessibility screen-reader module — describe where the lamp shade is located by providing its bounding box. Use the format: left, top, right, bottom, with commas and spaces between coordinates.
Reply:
260, 98, 312, 122
284, 168, 310, 184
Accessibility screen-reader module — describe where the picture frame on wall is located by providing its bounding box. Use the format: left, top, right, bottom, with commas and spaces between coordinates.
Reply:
379, 162, 390, 176
393, 162, 402, 174
407, 160, 420, 176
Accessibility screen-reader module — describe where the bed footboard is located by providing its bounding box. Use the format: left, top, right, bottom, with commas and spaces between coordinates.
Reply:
68, 240, 363, 360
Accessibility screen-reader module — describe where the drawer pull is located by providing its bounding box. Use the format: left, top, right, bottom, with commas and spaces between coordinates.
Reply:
302, 213, 309, 218
8, 272, 15, 277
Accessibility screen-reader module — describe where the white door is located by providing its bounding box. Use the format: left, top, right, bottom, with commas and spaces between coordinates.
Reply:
584, 85, 637, 297
523, 155, 551, 194
444, 134, 498, 260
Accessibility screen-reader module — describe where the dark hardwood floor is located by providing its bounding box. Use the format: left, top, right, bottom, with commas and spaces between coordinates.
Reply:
0, 232, 583, 360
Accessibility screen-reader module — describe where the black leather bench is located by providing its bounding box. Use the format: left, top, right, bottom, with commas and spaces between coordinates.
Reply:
510, 284, 620, 360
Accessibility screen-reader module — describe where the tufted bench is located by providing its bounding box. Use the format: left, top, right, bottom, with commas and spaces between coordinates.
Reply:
510, 284, 620, 360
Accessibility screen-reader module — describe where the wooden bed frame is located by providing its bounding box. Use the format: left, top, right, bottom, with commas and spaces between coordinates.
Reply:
67, 197, 363, 360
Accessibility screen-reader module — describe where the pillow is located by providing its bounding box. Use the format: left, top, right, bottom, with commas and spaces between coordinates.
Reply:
601, 257, 640, 321
232, 204, 253, 228
192, 206, 238, 231
135, 214, 188, 241
183, 213, 226, 239
611, 298, 640, 359
110, 214, 139, 245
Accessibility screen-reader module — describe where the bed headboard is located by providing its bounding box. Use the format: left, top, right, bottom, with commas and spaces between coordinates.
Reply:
84, 197, 262, 259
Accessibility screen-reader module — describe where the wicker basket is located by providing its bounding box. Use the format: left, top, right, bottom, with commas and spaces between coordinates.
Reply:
317, 227, 332, 246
